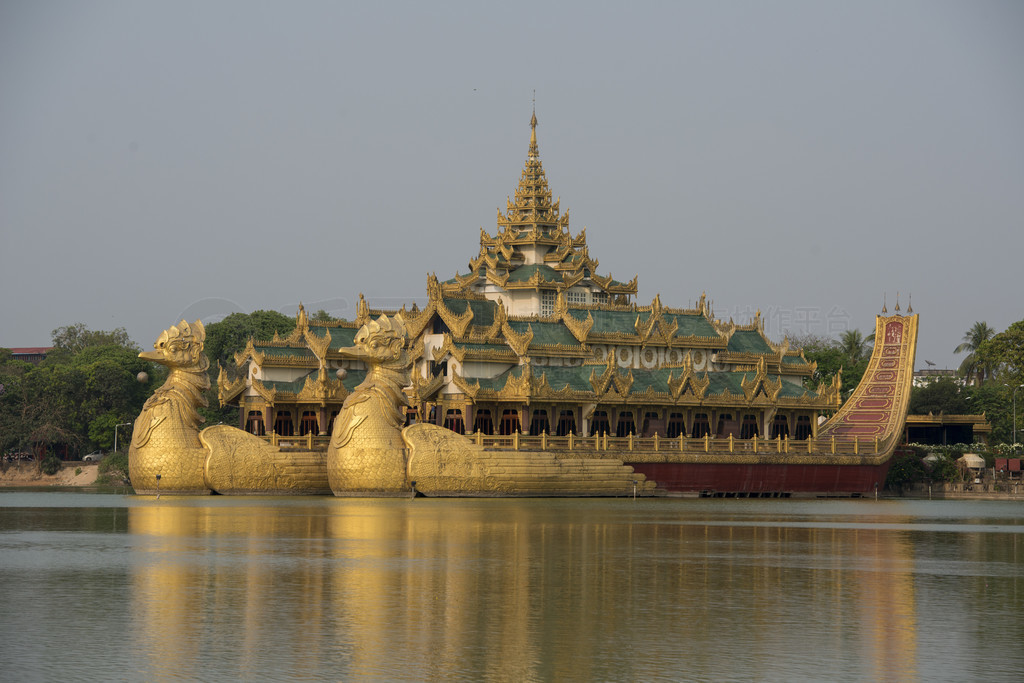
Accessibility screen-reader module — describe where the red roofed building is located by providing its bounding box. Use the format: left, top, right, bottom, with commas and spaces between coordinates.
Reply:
5, 347, 52, 364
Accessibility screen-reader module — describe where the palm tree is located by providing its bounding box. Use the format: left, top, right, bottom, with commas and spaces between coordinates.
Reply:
839, 329, 871, 364
954, 321, 996, 385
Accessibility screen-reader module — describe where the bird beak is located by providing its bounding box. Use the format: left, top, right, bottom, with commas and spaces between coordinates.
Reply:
139, 349, 167, 364
336, 345, 368, 360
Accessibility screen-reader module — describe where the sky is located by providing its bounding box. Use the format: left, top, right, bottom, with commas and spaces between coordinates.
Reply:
2, 1, 1022, 371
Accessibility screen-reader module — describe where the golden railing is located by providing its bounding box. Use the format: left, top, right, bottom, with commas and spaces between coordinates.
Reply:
257, 430, 892, 456
468, 432, 888, 456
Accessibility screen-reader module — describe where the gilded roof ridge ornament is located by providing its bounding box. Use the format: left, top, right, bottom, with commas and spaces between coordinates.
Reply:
882, 292, 888, 314
216, 362, 247, 405
529, 109, 538, 159
356, 293, 370, 327
303, 326, 332, 364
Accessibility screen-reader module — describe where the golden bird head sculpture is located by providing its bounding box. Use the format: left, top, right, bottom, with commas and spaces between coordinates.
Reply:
343, 314, 407, 364
140, 319, 209, 371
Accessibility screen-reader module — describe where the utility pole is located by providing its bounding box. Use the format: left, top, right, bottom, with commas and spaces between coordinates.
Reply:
113, 422, 133, 453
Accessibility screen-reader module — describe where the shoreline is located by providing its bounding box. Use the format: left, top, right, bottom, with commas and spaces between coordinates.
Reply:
1, 463, 1020, 501
0, 462, 100, 488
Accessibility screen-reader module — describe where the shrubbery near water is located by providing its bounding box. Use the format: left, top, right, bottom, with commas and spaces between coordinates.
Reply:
886, 441, 1022, 491
98, 450, 130, 485
40, 455, 62, 476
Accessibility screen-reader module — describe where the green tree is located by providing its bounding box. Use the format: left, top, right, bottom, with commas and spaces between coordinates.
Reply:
793, 332, 871, 400
909, 377, 970, 415
203, 310, 296, 370
49, 324, 137, 359
954, 382, 1014, 443
926, 456, 961, 483
791, 334, 843, 386
886, 454, 926, 493
978, 320, 1024, 388
201, 310, 296, 425
0, 350, 34, 454
312, 309, 340, 322
0, 326, 157, 458
839, 328, 872, 364
954, 321, 996, 385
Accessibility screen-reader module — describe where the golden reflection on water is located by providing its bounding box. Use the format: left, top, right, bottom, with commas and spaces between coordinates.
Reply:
125, 500, 924, 680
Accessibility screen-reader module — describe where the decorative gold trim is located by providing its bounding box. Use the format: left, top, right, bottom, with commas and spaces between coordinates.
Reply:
740, 356, 783, 403
555, 292, 594, 343
355, 293, 371, 327
450, 370, 481, 399
484, 298, 508, 340
233, 338, 265, 367
589, 353, 618, 395
412, 370, 445, 402
501, 322, 534, 356
666, 353, 710, 400
436, 298, 475, 338
251, 378, 278, 404
217, 364, 247, 405
303, 328, 332, 363
454, 271, 479, 288
296, 367, 349, 404
431, 334, 467, 363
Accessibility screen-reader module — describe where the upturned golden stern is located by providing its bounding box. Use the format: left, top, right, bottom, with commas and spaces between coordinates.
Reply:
327, 315, 413, 496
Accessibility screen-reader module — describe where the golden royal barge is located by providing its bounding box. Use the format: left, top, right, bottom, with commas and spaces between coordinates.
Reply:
129, 114, 917, 497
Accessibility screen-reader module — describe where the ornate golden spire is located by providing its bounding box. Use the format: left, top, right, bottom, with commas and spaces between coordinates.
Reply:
529, 110, 538, 159
497, 112, 566, 235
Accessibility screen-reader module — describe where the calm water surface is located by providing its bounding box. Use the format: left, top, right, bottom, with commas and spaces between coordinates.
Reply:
1, 493, 1022, 682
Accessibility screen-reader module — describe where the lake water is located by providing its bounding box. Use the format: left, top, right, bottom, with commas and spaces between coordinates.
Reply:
1, 494, 1022, 682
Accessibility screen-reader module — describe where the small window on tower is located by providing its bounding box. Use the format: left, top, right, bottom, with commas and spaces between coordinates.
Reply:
541, 290, 556, 317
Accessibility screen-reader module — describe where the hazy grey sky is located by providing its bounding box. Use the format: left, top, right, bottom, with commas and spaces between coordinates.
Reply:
2, 1, 1022, 371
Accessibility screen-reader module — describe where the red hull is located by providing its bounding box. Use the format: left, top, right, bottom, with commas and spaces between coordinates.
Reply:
629, 461, 893, 496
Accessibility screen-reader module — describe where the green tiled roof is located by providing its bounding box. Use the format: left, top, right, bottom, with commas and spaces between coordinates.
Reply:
589, 309, 642, 335
466, 299, 496, 327
727, 330, 774, 354
468, 365, 818, 400
665, 313, 719, 338
442, 297, 497, 328
705, 372, 747, 395
263, 368, 366, 393
258, 347, 317, 360
327, 327, 359, 349
250, 327, 360, 353
506, 320, 580, 347
507, 263, 561, 283
471, 365, 522, 392
457, 342, 517, 357
777, 380, 812, 398
534, 365, 594, 392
